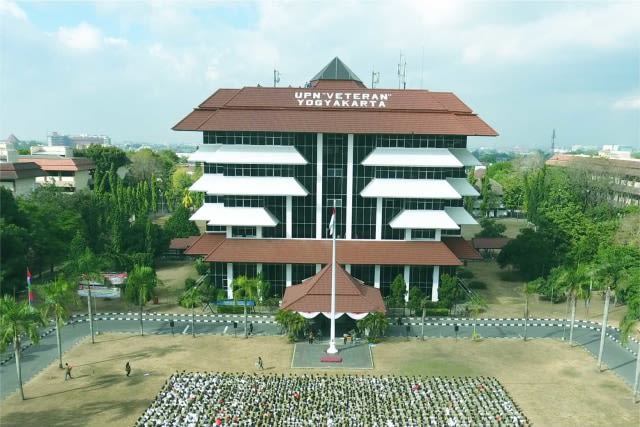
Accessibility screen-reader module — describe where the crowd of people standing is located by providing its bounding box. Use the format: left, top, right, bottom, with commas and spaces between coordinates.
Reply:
135, 371, 529, 426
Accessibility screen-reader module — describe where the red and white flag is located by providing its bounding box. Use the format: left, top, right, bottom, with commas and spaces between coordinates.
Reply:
328, 208, 336, 237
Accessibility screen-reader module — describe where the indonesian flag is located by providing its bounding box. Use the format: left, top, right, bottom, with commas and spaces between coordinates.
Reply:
328, 208, 336, 237
26, 268, 34, 305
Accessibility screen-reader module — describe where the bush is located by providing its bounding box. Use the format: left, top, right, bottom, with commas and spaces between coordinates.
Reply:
217, 305, 245, 314
184, 278, 196, 290
195, 258, 208, 276
468, 280, 487, 290
423, 307, 450, 317
456, 268, 474, 279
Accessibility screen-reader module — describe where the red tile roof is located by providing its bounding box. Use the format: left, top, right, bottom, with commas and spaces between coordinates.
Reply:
18, 157, 95, 171
280, 263, 386, 315
183, 233, 226, 255
442, 237, 482, 260
0, 162, 46, 180
202, 238, 463, 266
174, 84, 498, 136
169, 236, 200, 250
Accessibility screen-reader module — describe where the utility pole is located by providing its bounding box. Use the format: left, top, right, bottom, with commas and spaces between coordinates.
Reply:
371, 70, 380, 89
273, 69, 280, 88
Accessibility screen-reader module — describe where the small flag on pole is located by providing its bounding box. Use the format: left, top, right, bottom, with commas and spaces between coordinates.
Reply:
328, 208, 336, 237
26, 267, 34, 305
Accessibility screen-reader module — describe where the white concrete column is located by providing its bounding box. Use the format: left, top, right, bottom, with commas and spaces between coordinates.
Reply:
226, 263, 234, 299
256, 227, 262, 238
286, 196, 292, 238
435, 229, 441, 241
315, 133, 323, 239
286, 264, 292, 287
404, 229, 412, 240
256, 264, 262, 275
226, 226, 232, 238
403, 265, 410, 302
345, 264, 351, 274
375, 197, 383, 240
374, 265, 381, 289
316, 264, 322, 273
346, 134, 354, 239
431, 266, 440, 302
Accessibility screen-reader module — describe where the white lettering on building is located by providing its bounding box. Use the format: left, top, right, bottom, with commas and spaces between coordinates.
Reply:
293, 91, 392, 108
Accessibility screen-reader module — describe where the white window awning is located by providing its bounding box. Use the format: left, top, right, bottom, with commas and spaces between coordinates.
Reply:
188, 144, 307, 165
444, 206, 478, 225
361, 147, 463, 167
190, 204, 279, 227
360, 178, 461, 199
389, 210, 460, 230
189, 174, 308, 196
446, 178, 480, 197
449, 148, 481, 167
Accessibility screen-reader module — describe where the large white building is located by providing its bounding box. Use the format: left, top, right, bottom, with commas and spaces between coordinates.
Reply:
174, 58, 497, 303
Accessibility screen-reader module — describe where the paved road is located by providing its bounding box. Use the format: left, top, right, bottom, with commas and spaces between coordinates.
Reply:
1, 313, 638, 400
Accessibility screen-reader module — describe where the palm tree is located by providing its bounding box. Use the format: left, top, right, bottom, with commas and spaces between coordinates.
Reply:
467, 294, 488, 340
356, 311, 389, 343
274, 309, 306, 341
36, 276, 79, 368
0, 295, 46, 400
550, 265, 589, 346
232, 276, 258, 338
523, 278, 543, 341
125, 265, 156, 336
181, 286, 203, 338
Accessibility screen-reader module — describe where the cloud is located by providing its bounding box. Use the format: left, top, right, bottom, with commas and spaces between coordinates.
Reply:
0, 0, 26, 20
613, 96, 640, 110
461, 3, 640, 64
56, 22, 127, 52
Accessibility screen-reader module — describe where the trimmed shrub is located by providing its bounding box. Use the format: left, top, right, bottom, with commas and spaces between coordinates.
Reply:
468, 280, 487, 290
217, 305, 245, 314
456, 268, 474, 279
184, 278, 196, 290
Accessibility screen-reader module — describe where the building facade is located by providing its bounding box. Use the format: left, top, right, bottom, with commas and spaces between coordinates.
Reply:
175, 58, 497, 301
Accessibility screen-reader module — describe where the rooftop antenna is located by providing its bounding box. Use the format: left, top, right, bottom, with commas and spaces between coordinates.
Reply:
551, 128, 556, 153
273, 69, 281, 88
371, 69, 380, 89
397, 53, 407, 89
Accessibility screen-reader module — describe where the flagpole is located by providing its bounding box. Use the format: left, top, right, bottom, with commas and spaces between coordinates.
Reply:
327, 206, 338, 354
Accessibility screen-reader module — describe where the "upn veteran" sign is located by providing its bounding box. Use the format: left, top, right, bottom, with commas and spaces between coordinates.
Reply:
294, 91, 391, 108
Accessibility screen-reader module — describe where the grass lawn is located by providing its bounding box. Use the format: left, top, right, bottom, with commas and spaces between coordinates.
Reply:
0, 334, 637, 427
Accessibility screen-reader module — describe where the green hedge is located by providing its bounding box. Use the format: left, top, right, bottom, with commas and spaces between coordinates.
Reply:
217, 305, 246, 314
424, 308, 450, 317
468, 280, 487, 290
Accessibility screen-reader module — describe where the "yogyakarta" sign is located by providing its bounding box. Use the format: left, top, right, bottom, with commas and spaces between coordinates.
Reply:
294, 91, 391, 108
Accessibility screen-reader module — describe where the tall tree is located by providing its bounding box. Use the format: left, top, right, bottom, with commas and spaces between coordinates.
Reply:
356, 311, 389, 343
125, 265, 156, 336
181, 286, 203, 338
36, 276, 79, 368
232, 276, 258, 338
549, 265, 589, 346
523, 278, 543, 341
163, 205, 200, 239
0, 295, 46, 400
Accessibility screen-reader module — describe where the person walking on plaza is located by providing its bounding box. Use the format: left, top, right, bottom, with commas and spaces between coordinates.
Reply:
249, 322, 254, 335
64, 362, 73, 380
256, 356, 264, 370
126, 361, 131, 377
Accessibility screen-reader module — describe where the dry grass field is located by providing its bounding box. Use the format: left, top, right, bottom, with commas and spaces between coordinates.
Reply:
0, 334, 637, 427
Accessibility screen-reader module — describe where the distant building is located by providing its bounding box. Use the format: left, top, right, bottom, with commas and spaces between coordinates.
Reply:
47, 132, 111, 148
546, 154, 640, 206
0, 142, 19, 163
18, 156, 96, 193
0, 161, 46, 195
173, 57, 496, 301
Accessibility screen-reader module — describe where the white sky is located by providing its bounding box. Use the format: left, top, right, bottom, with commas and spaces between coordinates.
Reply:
1, 0, 638, 150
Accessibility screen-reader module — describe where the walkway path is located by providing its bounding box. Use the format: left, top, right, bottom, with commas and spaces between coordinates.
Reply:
1, 313, 638, 400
